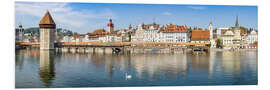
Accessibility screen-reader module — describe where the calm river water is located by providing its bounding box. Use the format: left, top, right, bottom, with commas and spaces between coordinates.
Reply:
15, 49, 257, 88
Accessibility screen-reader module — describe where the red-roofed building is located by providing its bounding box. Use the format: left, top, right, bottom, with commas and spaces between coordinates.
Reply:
162, 24, 189, 42
191, 30, 210, 43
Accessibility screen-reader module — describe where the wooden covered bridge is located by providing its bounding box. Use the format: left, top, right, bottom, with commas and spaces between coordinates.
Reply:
16, 41, 209, 53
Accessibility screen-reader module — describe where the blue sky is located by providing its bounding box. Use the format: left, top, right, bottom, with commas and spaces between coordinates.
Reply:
15, 2, 258, 33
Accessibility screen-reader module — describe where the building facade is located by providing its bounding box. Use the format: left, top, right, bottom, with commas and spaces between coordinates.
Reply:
15, 24, 24, 42
222, 30, 234, 49
132, 23, 189, 43
162, 24, 188, 42
221, 16, 242, 49
246, 30, 258, 48
143, 25, 161, 42
216, 28, 229, 38
132, 24, 145, 42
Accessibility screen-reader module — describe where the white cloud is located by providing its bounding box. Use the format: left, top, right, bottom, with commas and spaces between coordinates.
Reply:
162, 12, 172, 16
15, 2, 115, 33
187, 6, 207, 10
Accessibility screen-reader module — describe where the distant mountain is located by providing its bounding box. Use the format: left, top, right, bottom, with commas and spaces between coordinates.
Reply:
24, 27, 74, 40
24, 27, 39, 35
57, 28, 73, 36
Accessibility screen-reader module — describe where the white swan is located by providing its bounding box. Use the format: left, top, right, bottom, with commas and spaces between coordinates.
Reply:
125, 73, 132, 80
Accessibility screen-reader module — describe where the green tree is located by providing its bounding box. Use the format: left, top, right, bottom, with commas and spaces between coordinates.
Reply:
213, 28, 217, 33
215, 38, 223, 48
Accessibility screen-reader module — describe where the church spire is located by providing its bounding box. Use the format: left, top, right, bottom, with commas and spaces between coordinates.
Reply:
153, 17, 156, 25
235, 15, 239, 28
209, 18, 213, 31
209, 18, 213, 26
129, 24, 132, 30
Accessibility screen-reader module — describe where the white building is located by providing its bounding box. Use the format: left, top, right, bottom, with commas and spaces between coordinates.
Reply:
143, 25, 161, 42
132, 23, 161, 42
162, 24, 188, 42
88, 36, 100, 41
99, 35, 122, 42
132, 24, 144, 42
15, 24, 24, 42
132, 23, 188, 43
220, 16, 242, 49
216, 28, 229, 38
246, 30, 258, 45
74, 37, 83, 42
162, 32, 187, 42
61, 36, 72, 42
222, 30, 234, 49
82, 34, 89, 42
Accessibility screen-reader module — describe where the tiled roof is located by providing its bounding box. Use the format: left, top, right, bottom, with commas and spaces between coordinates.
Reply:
39, 11, 55, 25
220, 28, 247, 36
143, 24, 160, 30
163, 24, 187, 33
92, 29, 106, 35
191, 30, 210, 41
221, 29, 232, 35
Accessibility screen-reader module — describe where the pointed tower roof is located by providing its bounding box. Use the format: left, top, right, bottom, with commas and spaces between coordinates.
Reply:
39, 11, 56, 29
129, 24, 132, 30
153, 17, 156, 25
209, 18, 213, 25
40, 11, 55, 25
235, 15, 239, 28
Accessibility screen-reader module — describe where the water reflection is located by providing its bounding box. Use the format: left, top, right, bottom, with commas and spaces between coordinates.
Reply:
222, 51, 241, 73
15, 50, 258, 88
89, 53, 189, 81
208, 51, 216, 78
15, 50, 25, 71
16, 50, 40, 71
190, 54, 210, 73
130, 54, 188, 80
39, 50, 55, 87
